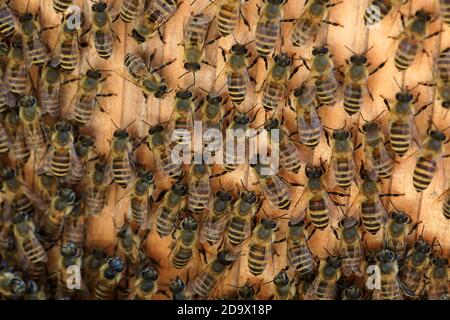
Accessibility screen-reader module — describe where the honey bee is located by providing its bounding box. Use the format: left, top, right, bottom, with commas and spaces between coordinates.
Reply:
263, 116, 302, 174
218, 45, 254, 108
85, 159, 112, 216
39, 58, 63, 118
398, 235, 431, 297
131, 0, 178, 44
109, 126, 135, 189
154, 182, 188, 238
118, 0, 145, 24
260, 53, 300, 113
383, 85, 430, 157
113, 219, 141, 268
187, 161, 212, 213
364, 0, 408, 26
421, 254, 449, 300
255, 0, 286, 64
341, 284, 363, 300
0, 120, 9, 158
224, 187, 261, 248
180, 13, 215, 82
169, 276, 190, 300
93, 256, 124, 300
36, 172, 57, 203
146, 124, 184, 180
56, 242, 83, 299
88, 1, 118, 60
18, 95, 47, 154
128, 170, 155, 229
39, 121, 82, 178
359, 113, 394, 180
198, 92, 226, 158
217, 0, 250, 37
53, 0, 74, 13
290, 0, 342, 47
393, 10, 441, 72
23, 280, 46, 300
63, 134, 96, 185
200, 189, 233, 246
327, 127, 355, 190
170, 217, 199, 269
11, 211, 47, 273
186, 250, 237, 299
305, 46, 339, 106
305, 255, 341, 300
269, 268, 296, 300
41, 188, 77, 245
247, 217, 280, 276
83, 248, 107, 292
123, 53, 173, 100
343, 46, 386, 116
18, 12, 48, 66
233, 281, 259, 300
286, 218, 315, 276
57, 9, 83, 73
167, 90, 195, 148
384, 210, 416, 259
4, 107, 30, 166
295, 164, 346, 230
288, 83, 323, 149
412, 128, 448, 192
5, 35, 30, 96
249, 155, 292, 210
373, 249, 402, 300
0, 271, 26, 300
61, 200, 86, 249
129, 266, 159, 300
332, 216, 363, 277
0, 0, 16, 38
420, 47, 450, 115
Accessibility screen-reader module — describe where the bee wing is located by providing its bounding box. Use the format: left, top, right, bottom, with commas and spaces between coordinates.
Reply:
365, 143, 393, 174
36, 145, 54, 175
258, 174, 290, 209
280, 136, 304, 167
21, 185, 47, 212
184, 13, 212, 51
23, 32, 47, 62
297, 106, 322, 139
199, 208, 232, 244
145, 0, 177, 30
190, 173, 212, 199
69, 142, 84, 178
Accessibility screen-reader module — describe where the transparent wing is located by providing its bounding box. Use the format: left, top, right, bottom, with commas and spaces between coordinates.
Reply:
184, 13, 212, 51
145, 0, 178, 30
199, 207, 232, 245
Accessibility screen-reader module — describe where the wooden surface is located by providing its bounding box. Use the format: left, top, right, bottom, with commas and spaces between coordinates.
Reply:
16, 0, 450, 299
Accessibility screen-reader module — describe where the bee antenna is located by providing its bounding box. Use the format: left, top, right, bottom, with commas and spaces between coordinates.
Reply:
178, 70, 190, 79
124, 119, 136, 130
389, 199, 400, 212
199, 87, 208, 93
393, 77, 403, 91
372, 110, 386, 122
240, 179, 248, 192
344, 45, 357, 55
246, 103, 259, 115
261, 206, 269, 218
323, 247, 334, 257
243, 40, 254, 47
360, 113, 368, 123
141, 120, 152, 127
110, 118, 120, 129
232, 33, 240, 46
361, 45, 375, 56
85, 57, 94, 70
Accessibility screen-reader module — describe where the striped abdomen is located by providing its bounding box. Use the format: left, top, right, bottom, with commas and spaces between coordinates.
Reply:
0, 123, 9, 155
43, 212, 65, 242
120, 0, 141, 23
288, 241, 314, 275
94, 279, 117, 300
361, 199, 382, 234
443, 195, 450, 219
371, 147, 393, 179
248, 243, 269, 275
343, 83, 363, 115
226, 71, 247, 105
86, 188, 106, 216
0, 80, 8, 113
413, 156, 436, 192
298, 112, 322, 148
73, 95, 96, 126
27, 262, 47, 281
21, 236, 47, 264
13, 194, 34, 216
60, 37, 78, 72
255, 21, 279, 57
112, 157, 132, 188
0, 6, 15, 38
341, 247, 362, 276
264, 179, 291, 210
130, 197, 146, 226
315, 74, 338, 105
191, 272, 218, 298
334, 158, 352, 189
223, 141, 240, 171
291, 19, 319, 47
218, 2, 239, 36
279, 140, 301, 174
364, 0, 391, 25
395, 38, 418, 71
53, 0, 73, 13
94, 30, 113, 60
308, 197, 328, 229
314, 282, 335, 300
40, 85, 60, 118
261, 81, 284, 112
51, 149, 71, 177
227, 216, 247, 246
172, 246, 194, 269
185, 14, 209, 48
378, 279, 402, 300
159, 151, 184, 179
156, 206, 178, 237
440, 0, 450, 25
390, 121, 411, 156
7, 64, 28, 95
11, 137, 30, 164
188, 189, 210, 212
25, 37, 46, 66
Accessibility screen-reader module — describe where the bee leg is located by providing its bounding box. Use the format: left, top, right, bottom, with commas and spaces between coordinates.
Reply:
198, 246, 207, 264
240, 9, 251, 31
425, 30, 444, 40
281, 18, 297, 23
263, 56, 268, 70
205, 35, 220, 46
220, 47, 227, 63
414, 102, 432, 117
381, 95, 391, 111
289, 64, 301, 80
61, 78, 79, 85
41, 24, 58, 32
408, 221, 421, 235
248, 57, 259, 70
202, 59, 216, 68
369, 60, 387, 76
256, 4, 261, 16
324, 130, 330, 146
157, 28, 166, 44
327, 1, 343, 8
153, 59, 177, 73
322, 20, 344, 28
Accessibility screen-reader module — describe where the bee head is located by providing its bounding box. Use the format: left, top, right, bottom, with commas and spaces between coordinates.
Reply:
414, 239, 431, 254
430, 130, 446, 142
131, 29, 146, 44
274, 53, 291, 67
231, 44, 247, 55
326, 255, 341, 268
13, 211, 29, 224
415, 9, 431, 21
182, 217, 198, 231
176, 90, 193, 100
155, 84, 169, 98
19, 13, 33, 23
312, 46, 329, 56
108, 257, 124, 273
148, 124, 164, 135
206, 94, 222, 105
332, 129, 350, 140
172, 182, 188, 196
141, 267, 159, 281
113, 130, 129, 139
261, 218, 277, 229
349, 54, 367, 65
264, 118, 280, 130
92, 1, 107, 12
216, 190, 232, 202
234, 113, 250, 125
362, 122, 378, 133
390, 210, 410, 224
86, 69, 102, 80
305, 165, 323, 179
184, 62, 201, 71
61, 242, 78, 258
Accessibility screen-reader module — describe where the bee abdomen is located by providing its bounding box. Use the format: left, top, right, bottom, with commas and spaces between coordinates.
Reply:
227, 217, 246, 245
53, 0, 73, 13
248, 244, 268, 275
292, 20, 316, 47
395, 39, 418, 71
255, 23, 279, 57
361, 202, 381, 234
0, 7, 15, 38
441, 0, 450, 25
364, 0, 391, 25
130, 197, 146, 226
120, 0, 141, 23
172, 247, 193, 269
308, 199, 328, 229
443, 196, 450, 219
51, 149, 71, 177
343, 84, 362, 115
262, 83, 283, 112
94, 31, 113, 60
227, 72, 247, 105
413, 157, 436, 192
112, 158, 132, 188
60, 40, 78, 72
218, 4, 239, 36
315, 77, 337, 105
334, 160, 352, 189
